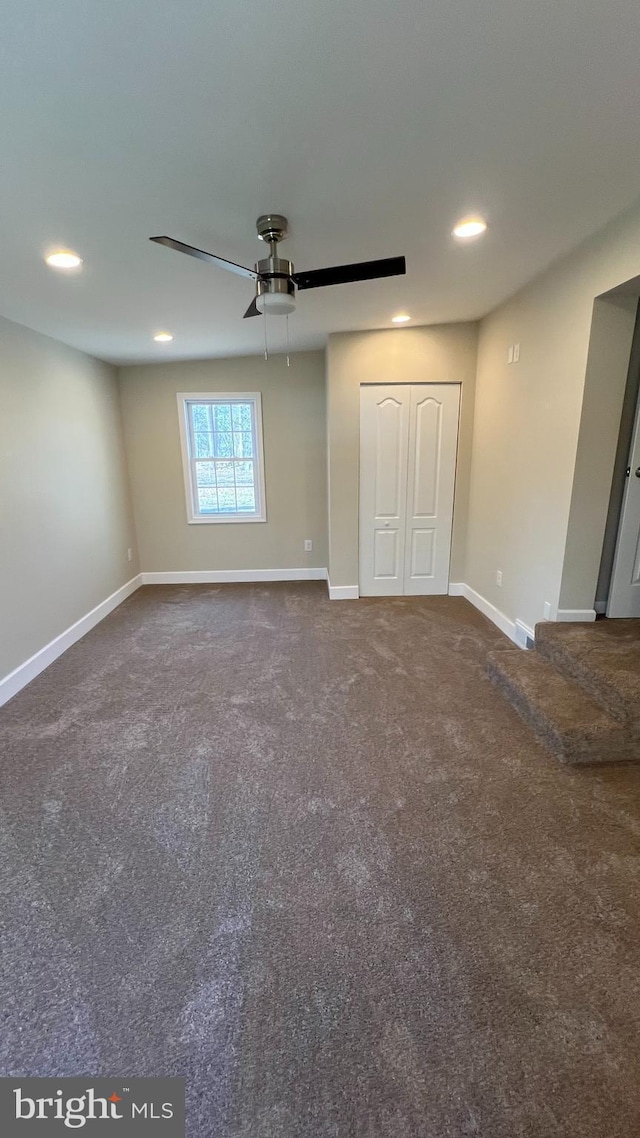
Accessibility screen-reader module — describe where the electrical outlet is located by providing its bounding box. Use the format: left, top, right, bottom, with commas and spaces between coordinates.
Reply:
304, 539, 313, 552
496, 569, 503, 587
543, 601, 551, 620
513, 342, 520, 362
127, 548, 133, 562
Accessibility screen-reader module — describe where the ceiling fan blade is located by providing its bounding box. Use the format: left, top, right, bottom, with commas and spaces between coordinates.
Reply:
150, 236, 258, 281
292, 255, 406, 291
243, 297, 260, 319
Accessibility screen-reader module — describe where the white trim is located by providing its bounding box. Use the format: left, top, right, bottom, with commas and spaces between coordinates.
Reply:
176, 392, 267, 524
141, 568, 327, 585
555, 608, 597, 622
0, 575, 142, 708
327, 581, 360, 601
454, 582, 597, 634
449, 582, 533, 647
458, 583, 518, 642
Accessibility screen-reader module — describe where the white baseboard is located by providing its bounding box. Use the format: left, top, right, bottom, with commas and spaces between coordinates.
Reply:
140, 568, 327, 585
327, 582, 359, 600
0, 574, 143, 708
556, 608, 597, 622
459, 583, 519, 643
449, 582, 532, 648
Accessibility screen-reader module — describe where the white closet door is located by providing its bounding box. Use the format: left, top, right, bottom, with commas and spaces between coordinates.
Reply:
359, 384, 460, 597
403, 384, 461, 595
359, 386, 410, 596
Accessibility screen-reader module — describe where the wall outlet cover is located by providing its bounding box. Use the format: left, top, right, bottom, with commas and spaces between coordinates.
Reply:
304, 539, 313, 552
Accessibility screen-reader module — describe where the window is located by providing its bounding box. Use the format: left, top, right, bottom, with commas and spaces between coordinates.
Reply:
177, 393, 266, 523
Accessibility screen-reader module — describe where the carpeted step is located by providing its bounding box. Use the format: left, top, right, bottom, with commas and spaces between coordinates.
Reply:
535, 621, 640, 730
486, 649, 637, 764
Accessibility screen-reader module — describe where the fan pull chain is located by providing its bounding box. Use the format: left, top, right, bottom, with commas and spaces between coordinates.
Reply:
286, 314, 290, 367
263, 309, 268, 360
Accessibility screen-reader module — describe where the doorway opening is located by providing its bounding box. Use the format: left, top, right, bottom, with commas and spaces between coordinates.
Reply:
597, 299, 640, 616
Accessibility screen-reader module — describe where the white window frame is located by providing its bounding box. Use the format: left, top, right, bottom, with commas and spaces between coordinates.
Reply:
177, 392, 267, 524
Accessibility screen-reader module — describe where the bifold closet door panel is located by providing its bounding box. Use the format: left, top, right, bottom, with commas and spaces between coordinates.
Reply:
403, 384, 460, 595
359, 386, 410, 596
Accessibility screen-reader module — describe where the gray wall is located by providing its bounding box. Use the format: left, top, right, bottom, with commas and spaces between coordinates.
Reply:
595, 300, 640, 606
118, 351, 328, 572
559, 294, 637, 611
0, 315, 139, 679
325, 324, 479, 588
466, 197, 640, 631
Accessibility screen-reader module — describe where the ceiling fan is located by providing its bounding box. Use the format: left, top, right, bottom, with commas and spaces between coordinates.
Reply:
150, 214, 406, 319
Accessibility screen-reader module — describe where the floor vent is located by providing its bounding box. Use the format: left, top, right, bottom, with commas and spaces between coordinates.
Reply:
514, 619, 535, 650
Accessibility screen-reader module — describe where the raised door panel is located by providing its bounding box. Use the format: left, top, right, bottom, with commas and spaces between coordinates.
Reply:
412, 397, 442, 519
375, 398, 404, 519
409, 528, 437, 579
373, 527, 401, 579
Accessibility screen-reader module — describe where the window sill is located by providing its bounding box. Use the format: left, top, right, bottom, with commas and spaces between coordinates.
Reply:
187, 515, 267, 525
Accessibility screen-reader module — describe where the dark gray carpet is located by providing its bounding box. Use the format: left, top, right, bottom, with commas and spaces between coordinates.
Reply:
3, 584, 640, 1136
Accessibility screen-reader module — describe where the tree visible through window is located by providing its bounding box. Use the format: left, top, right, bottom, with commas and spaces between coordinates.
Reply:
178, 393, 266, 523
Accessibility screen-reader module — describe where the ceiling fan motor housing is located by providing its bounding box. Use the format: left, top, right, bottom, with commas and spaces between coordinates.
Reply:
255, 253, 296, 314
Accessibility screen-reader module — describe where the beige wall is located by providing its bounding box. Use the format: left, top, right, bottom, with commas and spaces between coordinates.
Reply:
326, 324, 479, 588
560, 295, 637, 610
118, 351, 327, 572
0, 315, 139, 680
466, 198, 640, 631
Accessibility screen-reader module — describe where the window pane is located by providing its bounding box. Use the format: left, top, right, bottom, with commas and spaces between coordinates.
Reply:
233, 431, 253, 457
214, 432, 233, 458
215, 461, 234, 486
197, 487, 218, 512
182, 395, 263, 521
232, 403, 252, 431
235, 460, 254, 486
236, 487, 256, 511
196, 461, 216, 487
217, 488, 237, 511
191, 404, 211, 432
213, 404, 232, 432
194, 432, 213, 458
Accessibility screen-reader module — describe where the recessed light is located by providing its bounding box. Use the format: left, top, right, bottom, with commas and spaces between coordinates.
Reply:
392, 314, 411, 324
153, 332, 174, 342
45, 250, 83, 269
452, 217, 487, 240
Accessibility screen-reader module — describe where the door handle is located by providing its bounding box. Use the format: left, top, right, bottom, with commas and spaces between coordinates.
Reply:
636, 468, 640, 479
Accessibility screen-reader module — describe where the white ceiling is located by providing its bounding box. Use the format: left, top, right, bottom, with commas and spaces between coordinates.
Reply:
1, 0, 640, 363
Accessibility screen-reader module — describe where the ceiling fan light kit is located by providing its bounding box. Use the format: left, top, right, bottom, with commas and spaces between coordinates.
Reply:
150, 214, 406, 325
